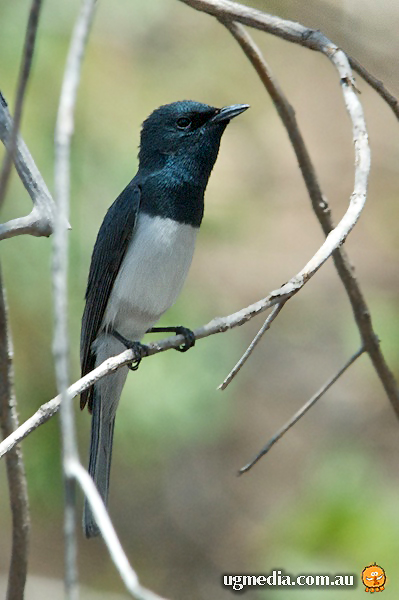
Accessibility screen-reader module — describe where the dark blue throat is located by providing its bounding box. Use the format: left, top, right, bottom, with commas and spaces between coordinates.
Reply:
139, 168, 205, 227
138, 147, 222, 227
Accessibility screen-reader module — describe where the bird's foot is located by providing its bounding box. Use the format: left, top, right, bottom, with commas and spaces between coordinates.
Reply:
111, 330, 148, 371
173, 326, 196, 352
146, 325, 196, 353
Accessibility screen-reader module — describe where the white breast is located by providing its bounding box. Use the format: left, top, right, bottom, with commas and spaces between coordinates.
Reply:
102, 213, 198, 340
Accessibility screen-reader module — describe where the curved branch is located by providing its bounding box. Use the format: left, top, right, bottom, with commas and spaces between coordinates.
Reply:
179, 0, 313, 42
179, 0, 399, 119
220, 19, 399, 417
53, 0, 97, 596
0, 93, 57, 240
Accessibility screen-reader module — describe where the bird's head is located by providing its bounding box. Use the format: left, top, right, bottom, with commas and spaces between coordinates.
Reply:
138, 100, 249, 179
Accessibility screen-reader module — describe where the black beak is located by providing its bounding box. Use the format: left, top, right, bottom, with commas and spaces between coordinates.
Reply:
210, 103, 250, 123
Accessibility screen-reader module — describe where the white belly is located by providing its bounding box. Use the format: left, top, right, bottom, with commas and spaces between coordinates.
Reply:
102, 212, 198, 340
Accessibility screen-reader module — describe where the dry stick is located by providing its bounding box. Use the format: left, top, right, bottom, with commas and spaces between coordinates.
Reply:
53, 2, 170, 599
221, 19, 399, 419
0, 268, 361, 458
239, 347, 366, 474
0, 347, 140, 459
0, 94, 58, 240
53, 1, 96, 598
0, 269, 30, 600
179, 0, 399, 118
0, 0, 43, 209
218, 302, 285, 390
0, 2, 41, 595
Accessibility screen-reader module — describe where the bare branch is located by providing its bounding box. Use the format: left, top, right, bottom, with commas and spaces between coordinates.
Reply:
0, 349, 170, 600
2, 1, 395, 598
178, 0, 315, 43
179, 0, 399, 124
53, 0, 96, 598
0, 268, 30, 600
50, 2, 169, 598
0, 0, 43, 209
239, 347, 366, 475
218, 302, 285, 391
0, 395, 61, 459
0, 264, 369, 459
218, 19, 399, 417
0, 93, 59, 240
0, 345, 145, 460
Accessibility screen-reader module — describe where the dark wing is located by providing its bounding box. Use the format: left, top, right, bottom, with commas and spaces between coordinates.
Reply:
80, 180, 141, 411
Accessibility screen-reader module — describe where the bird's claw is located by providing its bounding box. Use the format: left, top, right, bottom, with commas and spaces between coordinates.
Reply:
111, 330, 148, 371
174, 326, 196, 353
128, 342, 147, 371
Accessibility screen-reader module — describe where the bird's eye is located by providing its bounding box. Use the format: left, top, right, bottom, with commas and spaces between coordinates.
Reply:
176, 117, 191, 130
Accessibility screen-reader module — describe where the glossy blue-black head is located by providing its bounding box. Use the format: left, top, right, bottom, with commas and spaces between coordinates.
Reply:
138, 100, 249, 176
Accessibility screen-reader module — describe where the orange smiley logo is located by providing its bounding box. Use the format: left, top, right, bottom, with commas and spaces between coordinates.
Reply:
361, 563, 386, 592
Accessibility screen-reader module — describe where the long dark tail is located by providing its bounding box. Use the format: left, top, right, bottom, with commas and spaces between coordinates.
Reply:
82, 334, 129, 538
83, 385, 115, 538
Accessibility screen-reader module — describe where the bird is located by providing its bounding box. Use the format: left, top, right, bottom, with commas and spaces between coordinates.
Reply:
80, 100, 249, 538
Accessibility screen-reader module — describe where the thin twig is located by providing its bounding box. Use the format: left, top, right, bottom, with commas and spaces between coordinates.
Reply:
219, 19, 399, 418
0, 267, 30, 600
53, 0, 96, 598
348, 55, 399, 120
239, 347, 366, 475
218, 302, 285, 390
0, 0, 43, 209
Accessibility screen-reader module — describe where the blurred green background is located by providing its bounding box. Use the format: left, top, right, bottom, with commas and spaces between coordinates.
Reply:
1, 0, 399, 598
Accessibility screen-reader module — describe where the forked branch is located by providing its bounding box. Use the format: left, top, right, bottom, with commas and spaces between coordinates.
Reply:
179, 0, 399, 120
0, 93, 57, 240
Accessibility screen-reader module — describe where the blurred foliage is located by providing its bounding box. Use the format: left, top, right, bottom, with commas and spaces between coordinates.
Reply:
1, 1, 399, 599
259, 446, 399, 598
